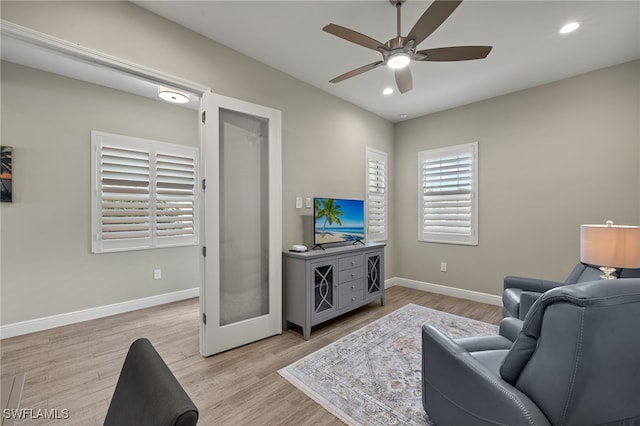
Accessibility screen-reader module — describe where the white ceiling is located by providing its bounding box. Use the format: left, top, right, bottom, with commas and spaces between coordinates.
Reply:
134, 0, 640, 122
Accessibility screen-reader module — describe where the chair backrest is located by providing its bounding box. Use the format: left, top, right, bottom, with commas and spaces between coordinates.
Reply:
500, 278, 640, 426
620, 268, 640, 278
563, 262, 603, 284
104, 338, 198, 426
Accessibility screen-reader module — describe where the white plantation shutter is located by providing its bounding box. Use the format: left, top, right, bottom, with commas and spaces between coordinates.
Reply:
92, 131, 199, 253
366, 148, 387, 242
155, 152, 197, 243
418, 142, 478, 245
99, 145, 151, 246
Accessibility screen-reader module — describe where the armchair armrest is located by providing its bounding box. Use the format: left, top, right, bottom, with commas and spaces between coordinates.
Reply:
503, 275, 564, 293
422, 325, 551, 426
518, 291, 543, 320
499, 317, 523, 342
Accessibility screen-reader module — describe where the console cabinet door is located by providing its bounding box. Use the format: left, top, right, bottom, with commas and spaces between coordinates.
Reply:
366, 251, 383, 297
311, 260, 338, 321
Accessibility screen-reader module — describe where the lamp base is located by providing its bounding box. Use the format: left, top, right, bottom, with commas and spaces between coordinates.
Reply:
599, 266, 617, 280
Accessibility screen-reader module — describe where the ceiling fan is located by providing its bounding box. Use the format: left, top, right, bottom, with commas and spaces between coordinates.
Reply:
323, 0, 492, 94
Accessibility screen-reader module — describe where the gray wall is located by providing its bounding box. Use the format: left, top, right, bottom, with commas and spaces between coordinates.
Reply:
394, 60, 640, 296
0, 1, 395, 325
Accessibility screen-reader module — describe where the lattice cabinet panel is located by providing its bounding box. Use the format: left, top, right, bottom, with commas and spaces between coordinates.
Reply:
366, 253, 382, 296
312, 262, 337, 315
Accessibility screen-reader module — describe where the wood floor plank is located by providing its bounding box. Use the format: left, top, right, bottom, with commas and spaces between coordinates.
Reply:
0, 286, 501, 425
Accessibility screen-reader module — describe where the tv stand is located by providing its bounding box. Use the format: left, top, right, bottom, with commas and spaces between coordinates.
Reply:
283, 243, 385, 340
313, 239, 365, 251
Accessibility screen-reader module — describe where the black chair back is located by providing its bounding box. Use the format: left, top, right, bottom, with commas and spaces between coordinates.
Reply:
104, 338, 198, 426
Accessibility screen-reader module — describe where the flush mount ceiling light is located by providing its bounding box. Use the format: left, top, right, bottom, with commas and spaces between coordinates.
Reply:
383, 87, 394, 95
387, 52, 411, 70
158, 87, 190, 104
559, 21, 580, 34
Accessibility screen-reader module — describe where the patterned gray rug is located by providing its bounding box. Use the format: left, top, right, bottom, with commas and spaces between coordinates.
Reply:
278, 303, 498, 425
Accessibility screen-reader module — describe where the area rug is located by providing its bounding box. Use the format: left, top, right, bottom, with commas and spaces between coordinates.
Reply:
278, 303, 498, 425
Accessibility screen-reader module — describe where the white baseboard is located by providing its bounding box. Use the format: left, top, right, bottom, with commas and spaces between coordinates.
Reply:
2, 279, 499, 339
0, 287, 199, 339
385, 277, 502, 306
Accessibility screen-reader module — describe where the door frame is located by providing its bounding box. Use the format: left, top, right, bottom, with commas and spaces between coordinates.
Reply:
3, 22, 283, 356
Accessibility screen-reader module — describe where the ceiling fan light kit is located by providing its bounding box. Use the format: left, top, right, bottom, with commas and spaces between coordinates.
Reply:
387, 52, 411, 69
323, 0, 492, 94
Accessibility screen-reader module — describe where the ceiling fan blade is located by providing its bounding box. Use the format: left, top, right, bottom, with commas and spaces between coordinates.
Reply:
415, 46, 492, 61
395, 67, 413, 93
406, 0, 463, 47
323, 23, 387, 52
329, 61, 384, 83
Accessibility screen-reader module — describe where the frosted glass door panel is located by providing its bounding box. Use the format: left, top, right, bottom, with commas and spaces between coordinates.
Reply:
219, 108, 269, 326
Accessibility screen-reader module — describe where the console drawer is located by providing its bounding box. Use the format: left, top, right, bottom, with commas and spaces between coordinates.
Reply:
338, 255, 363, 271
338, 279, 364, 309
339, 267, 365, 284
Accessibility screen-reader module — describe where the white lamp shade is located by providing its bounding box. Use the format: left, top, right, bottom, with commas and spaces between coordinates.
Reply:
580, 224, 640, 268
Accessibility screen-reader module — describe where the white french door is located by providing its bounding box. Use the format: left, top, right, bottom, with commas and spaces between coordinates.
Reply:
200, 91, 282, 356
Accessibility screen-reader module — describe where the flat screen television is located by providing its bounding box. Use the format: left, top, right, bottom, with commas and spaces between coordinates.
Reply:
314, 197, 365, 248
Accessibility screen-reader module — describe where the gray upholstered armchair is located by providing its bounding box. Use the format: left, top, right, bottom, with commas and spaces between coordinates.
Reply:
503, 262, 598, 320
104, 338, 198, 426
422, 278, 640, 426
503, 263, 640, 320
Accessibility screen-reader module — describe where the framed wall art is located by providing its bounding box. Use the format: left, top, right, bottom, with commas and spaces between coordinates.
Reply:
1, 145, 13, 203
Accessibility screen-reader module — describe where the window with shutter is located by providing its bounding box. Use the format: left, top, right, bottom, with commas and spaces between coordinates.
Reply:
91, 131, 199, 253
418, 142, 478, 245
366, 147, 387, 242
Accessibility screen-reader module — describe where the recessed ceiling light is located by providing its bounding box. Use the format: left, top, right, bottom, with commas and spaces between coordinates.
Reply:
158, 87, 190, 104
399, 113, 408, 119
559, 21, 580, 34
383, 87, 394, 95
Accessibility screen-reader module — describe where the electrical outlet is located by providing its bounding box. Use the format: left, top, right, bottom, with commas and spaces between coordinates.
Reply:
153, 269, 162, 280
440, 262, 447, 272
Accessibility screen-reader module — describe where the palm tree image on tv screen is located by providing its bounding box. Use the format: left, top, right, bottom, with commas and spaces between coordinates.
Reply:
314, 198, 365, 245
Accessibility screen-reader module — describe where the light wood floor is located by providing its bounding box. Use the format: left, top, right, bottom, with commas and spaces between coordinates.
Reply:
0, 286, 502, 425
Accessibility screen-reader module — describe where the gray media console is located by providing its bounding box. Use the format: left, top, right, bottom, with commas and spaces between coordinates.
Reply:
283, 243, 385, 340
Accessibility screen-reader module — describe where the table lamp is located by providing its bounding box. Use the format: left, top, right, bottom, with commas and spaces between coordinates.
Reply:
580, 221, 640, 279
